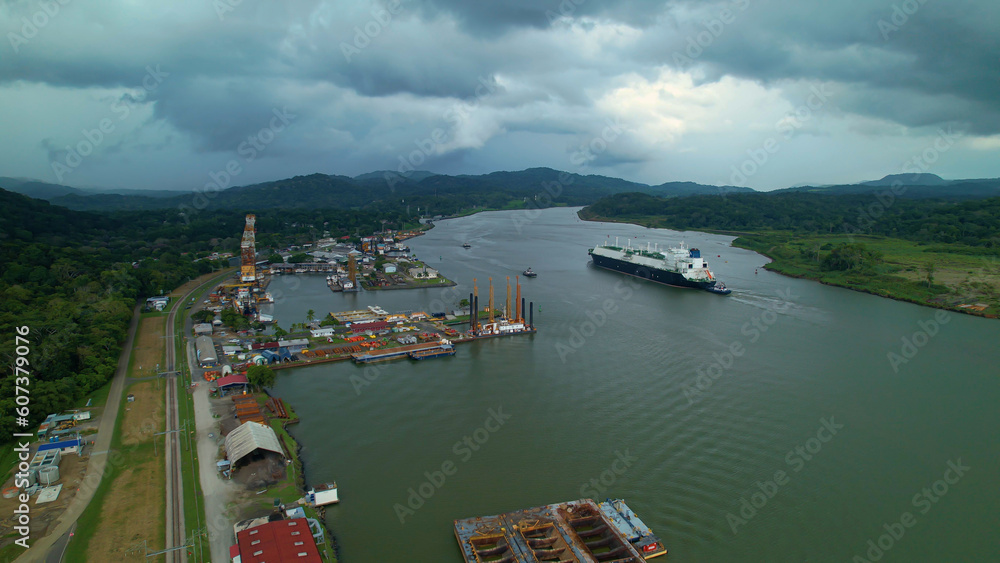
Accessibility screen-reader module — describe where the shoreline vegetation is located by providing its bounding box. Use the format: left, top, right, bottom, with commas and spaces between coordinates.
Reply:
578, 211, 999, 319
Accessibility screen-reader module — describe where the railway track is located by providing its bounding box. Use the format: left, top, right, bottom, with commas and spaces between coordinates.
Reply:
164, 304, 186, 563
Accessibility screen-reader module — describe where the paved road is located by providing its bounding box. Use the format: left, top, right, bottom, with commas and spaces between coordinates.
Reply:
19, 269, 235, 563
15, 304, 142, 563
184, 274, 243, 562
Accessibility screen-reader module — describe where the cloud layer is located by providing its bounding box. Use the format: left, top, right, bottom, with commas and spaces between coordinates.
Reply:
2, 0, 998, 190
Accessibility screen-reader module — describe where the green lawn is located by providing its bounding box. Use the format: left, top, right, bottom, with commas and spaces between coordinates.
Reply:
735, 232, 1000, 316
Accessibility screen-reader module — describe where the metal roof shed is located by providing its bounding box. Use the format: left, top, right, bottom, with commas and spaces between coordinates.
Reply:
224, 421, 284, 467
195, 336, 218, 365
215, 374, 249, 389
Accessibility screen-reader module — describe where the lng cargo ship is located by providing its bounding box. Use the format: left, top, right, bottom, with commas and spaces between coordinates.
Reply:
589, 238, 731, 294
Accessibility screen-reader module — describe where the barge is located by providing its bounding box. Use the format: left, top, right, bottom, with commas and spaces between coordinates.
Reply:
409, 344, 456, 360
454, 498, 667, 563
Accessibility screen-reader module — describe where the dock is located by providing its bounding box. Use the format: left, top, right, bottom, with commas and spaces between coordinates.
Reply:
454, 498, 667, 563
351, 341, 455, 364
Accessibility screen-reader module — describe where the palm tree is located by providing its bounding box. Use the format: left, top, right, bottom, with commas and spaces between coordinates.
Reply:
306, 309, 315, 323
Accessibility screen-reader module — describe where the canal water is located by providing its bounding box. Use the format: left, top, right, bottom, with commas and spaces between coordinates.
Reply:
269, 207, 999, 562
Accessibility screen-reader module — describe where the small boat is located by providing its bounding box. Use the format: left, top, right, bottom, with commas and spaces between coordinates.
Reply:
522, 268, 537, 278
705, 282, 731, 295
307, 482, 339, 506
462, 242, 471, 248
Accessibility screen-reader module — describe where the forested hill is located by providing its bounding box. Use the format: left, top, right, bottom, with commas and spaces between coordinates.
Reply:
580, 192, 1000, 248
7, 168, 751, 213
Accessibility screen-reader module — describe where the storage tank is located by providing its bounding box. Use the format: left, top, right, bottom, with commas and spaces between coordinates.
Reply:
38, 465, 59, 486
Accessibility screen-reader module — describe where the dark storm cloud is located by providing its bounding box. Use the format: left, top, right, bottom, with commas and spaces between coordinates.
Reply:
2, 0, 999, 190
639, 0, 1000, 134
406, 0, 673, 33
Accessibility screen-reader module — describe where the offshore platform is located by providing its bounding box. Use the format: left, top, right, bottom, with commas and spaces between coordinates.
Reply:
216, 214, 272, 322
468, 275, 535, 337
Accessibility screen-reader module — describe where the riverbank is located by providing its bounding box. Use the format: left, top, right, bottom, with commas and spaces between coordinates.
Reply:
580, 213, 999, 319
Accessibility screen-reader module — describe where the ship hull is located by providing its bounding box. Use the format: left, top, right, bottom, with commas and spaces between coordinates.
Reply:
590, 252, 716, 290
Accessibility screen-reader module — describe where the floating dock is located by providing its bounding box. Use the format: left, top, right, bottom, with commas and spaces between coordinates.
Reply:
351, 341, 455, 364
409, 345, 456, 360
454, 498, 667, 563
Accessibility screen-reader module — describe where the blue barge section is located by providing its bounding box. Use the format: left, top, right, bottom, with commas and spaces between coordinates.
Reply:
454, 498, 667, 562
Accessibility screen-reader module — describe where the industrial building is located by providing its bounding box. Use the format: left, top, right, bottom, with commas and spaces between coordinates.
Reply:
349, 320, 390, 333
196, 336, 218, 367
230, 518, 322, 563
193, 323, 213, 335
38, 438, 82, 456
224, 421, 284, 469
214, 374, 249, 396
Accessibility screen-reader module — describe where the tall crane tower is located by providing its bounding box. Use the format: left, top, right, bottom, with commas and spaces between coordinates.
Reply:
240, 214, 257, 283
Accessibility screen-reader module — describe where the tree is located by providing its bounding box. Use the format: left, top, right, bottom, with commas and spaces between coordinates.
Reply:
273, 326, 288, 338
459, 298, 470, 308
306, 309, 315, 323
267, 253, 284, 264
246, 365, 276, 390
191, 309, 214, 323
925, 262, 936, 288
288, 253, 310, 264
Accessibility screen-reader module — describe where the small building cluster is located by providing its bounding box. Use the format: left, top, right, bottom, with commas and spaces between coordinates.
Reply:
145, 296, 170, 311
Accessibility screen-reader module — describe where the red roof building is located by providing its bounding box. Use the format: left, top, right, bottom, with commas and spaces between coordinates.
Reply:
234, 518, 321, 562
350, 320, 390, 333
214, 374, 249, 389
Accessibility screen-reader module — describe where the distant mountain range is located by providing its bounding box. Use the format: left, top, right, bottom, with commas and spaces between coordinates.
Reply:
773, 173, 1000, 198
1, 170, 998, 213
0, 169, 751, 212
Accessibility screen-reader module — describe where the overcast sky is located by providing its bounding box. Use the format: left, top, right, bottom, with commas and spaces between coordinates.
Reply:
2, 0, 998, 191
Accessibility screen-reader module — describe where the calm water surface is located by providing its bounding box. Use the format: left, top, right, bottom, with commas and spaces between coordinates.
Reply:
269, 207, 999, 562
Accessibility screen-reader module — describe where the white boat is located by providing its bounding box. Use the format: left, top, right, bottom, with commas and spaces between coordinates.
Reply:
307, 482, 339, 506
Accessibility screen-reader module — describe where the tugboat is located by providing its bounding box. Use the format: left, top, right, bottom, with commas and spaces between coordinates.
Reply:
462, 242, 471, 248
705, 281, 731, 295
522, 267, 537, 278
